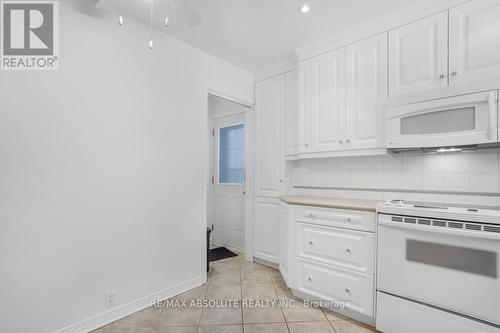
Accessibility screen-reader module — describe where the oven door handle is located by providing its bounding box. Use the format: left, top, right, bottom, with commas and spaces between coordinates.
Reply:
378, 220, 500, 241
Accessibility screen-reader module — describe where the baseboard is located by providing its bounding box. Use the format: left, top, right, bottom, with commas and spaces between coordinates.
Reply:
254, 257, 279, 270
53, 276, 203, 333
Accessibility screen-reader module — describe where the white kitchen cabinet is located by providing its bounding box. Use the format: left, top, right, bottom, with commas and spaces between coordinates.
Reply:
297, 60, 312, 154
285, 70, 299, 156
254, 75, 285, 197
346, 33, 387, 150
449, 0, 500, 86
284, 202, 377, 321
254, 196, 281, 264
389, 12, 448, 96
310, 48, 346, 152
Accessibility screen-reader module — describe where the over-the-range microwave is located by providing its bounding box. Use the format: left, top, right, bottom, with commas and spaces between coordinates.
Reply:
386, 90, 499, 149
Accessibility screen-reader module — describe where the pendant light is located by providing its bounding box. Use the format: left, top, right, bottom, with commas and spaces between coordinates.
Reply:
149, 0, 154, 49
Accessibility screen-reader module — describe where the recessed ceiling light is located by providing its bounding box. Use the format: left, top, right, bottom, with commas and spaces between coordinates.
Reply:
298, 4, 311, 14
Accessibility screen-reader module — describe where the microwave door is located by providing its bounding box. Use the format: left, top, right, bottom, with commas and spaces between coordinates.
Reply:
386, 91, 498, 148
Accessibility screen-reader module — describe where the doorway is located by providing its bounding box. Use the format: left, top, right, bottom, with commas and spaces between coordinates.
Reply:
207, 94, 250, 256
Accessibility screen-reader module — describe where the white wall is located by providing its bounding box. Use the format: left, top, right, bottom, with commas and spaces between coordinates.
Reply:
0, 2, 253, 333
289, 149, 500, 207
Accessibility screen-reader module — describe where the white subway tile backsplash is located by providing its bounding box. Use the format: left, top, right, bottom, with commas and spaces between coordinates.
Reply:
289, 149, 500, 207
423, 154, 445, 172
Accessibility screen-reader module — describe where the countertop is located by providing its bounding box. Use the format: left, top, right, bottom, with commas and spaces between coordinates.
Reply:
280, 195, 380, 212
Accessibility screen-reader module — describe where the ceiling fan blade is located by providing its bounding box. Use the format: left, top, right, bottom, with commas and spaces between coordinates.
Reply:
170, 0, 202, 27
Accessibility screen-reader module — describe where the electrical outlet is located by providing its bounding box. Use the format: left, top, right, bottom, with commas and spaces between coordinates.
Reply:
105, 291, 116, 308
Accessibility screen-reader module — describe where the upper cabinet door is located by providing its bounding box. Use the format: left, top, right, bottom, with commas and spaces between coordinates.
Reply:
297, 60, 312, 153
389, 12, 448, 96
310, 48, 347, 152
255, 75, 284, 197
449, 0, 500, 86
285, 70, 299, 156
346, 33, 388, 150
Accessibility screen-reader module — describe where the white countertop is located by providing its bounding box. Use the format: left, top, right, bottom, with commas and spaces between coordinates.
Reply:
280, 195, 380, 212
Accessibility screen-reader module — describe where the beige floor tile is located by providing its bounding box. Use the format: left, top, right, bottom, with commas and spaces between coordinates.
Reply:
243, 323, 289, 333
268, 270, 286, 285
157, 307, 203, 327
241, 283, 277, 300
330, 320, 378, 333
240, 270, 272, 284
174, 285, 209, 301
321, 308, 349, 321
282, 307, 327, 322
155, 327, 198, 333
273, 283, 294, 300
200, 306, 242, 325
241, 262, 270, 272
212, 262, 240, 274
197, 324, 243, 333
109, 328, 155, 333
206, 283, 241, 300
242, 305, 285, 324
108, 307, 160, 329
288, 322, 335, 333
209, 270, 241, 286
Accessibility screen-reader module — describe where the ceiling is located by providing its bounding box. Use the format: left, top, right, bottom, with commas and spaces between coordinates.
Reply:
97, 0, 421, 73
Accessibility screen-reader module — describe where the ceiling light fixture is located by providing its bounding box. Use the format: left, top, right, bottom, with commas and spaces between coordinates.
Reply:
298, 4, 311, 14
149, 0, 154, 49
118, 0, 125, 25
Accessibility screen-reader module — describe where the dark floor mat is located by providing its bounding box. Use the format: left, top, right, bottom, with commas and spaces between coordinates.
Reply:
209, 247, 238, 262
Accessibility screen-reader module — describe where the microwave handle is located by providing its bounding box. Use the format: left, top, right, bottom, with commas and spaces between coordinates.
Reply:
488, 91, 498, 141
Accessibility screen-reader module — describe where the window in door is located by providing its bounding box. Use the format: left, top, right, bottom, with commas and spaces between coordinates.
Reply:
219, 124, 244, 184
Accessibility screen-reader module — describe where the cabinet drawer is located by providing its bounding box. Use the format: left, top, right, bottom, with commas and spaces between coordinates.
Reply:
295, 206, 375, 232
294, 222, 375, 274
295, 258, 374, 317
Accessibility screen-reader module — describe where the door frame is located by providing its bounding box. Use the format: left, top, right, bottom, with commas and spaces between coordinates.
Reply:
201, 85, 254, 283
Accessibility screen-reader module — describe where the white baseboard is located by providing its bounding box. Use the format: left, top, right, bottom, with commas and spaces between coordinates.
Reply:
53, 276, 203, 333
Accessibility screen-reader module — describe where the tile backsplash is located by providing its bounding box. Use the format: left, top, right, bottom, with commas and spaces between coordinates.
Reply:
288, 149, 500, 207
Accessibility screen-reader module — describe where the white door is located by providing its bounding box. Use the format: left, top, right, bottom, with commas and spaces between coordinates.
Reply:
449, 0, 500, 86
389, 12, 448, 96
310, 48, 347, 152
285, 69, 299, 156
213, 113, 246, 251
255, 76, 285, 197
346, 33, 388, 150
254, 196, 281, 264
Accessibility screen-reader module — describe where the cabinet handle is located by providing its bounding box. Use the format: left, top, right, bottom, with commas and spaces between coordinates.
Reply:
309, 213, 315, 218
305, 143, 309, 147
451, 71, 458, 77
308, 276, 313, 281
345, 287, 351, 294
279, 179, 284, 183
439, 74, 445, 79
346, 139, 351, 144
339, 140, 344, 144
309, 240, 314, 245
347, 217, 352, 222
346, 248, 352, 253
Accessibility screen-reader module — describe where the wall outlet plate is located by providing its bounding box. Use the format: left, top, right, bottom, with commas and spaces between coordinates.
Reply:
105, 291, 116, 308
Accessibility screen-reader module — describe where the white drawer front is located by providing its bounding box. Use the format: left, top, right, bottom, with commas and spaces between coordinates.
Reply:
294, 222, 375, 274
295, 259, 374, 317
295, 206, 375, 232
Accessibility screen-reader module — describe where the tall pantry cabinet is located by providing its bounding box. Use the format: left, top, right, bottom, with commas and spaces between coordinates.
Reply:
253, 72, 296, 264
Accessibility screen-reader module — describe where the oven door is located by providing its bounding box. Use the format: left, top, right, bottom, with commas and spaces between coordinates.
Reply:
386, 90, 498, 148
377, 214, 500, 325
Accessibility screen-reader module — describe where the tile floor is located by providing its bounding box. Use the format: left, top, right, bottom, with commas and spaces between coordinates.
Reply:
92, 255, 378, 333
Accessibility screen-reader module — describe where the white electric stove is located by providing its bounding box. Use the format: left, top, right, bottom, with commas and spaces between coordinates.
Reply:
376, 200, 500, 333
